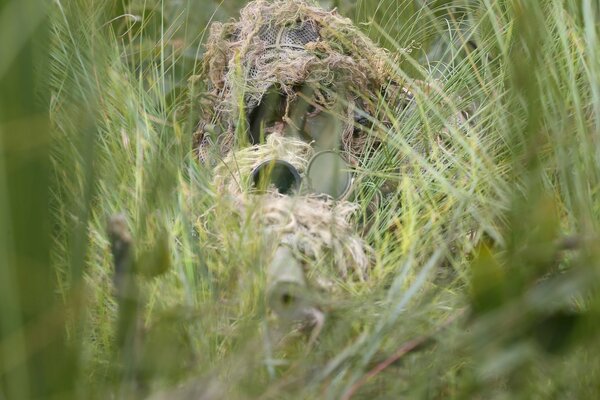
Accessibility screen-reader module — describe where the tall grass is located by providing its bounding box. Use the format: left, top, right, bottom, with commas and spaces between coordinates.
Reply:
1, 0, 599, 398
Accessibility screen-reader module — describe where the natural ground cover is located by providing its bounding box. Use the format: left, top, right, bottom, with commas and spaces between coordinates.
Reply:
2, 0, 600, 398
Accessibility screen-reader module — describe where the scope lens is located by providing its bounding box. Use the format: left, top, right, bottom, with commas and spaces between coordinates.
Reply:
250, 159, 302, 195
306, 151, 352, 199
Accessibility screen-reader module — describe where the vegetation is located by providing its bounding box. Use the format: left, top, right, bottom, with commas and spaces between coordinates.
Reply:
1, 0, 599, 398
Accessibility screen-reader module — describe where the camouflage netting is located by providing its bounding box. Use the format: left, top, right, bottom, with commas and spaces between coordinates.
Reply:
216, 192, 371, 284
192, 0, 408, 164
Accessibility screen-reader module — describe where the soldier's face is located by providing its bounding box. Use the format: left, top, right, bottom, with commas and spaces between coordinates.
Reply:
247, 84, 346, 152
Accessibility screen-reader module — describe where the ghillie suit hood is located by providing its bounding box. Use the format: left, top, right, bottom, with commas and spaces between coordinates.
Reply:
193, 0, 409, 164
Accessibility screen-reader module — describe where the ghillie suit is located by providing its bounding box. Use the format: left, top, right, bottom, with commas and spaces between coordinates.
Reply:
209, 135, 372, 326
191, 0, 454, 323
192, 0, 410, 164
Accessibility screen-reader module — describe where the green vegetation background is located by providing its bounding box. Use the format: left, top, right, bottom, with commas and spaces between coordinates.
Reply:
1, 0, 599, 398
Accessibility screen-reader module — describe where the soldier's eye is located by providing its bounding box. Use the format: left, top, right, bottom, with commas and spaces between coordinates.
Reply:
283, 85, 344, 151
248, 86, 286, 144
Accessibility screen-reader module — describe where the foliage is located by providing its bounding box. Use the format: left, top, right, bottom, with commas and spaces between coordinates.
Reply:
1, 0, 599, 398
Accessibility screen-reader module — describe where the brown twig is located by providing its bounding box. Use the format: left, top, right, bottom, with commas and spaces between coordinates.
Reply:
555, 235, 582, 252
341, 308, 467, 400
107, 214, 145, 396
107, 214, 133, 293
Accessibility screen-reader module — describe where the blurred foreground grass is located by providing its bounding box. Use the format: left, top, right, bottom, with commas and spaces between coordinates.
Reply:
1, 0, 600, 398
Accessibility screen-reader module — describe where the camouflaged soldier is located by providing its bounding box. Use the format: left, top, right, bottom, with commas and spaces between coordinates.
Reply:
191, 0, 438, 324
